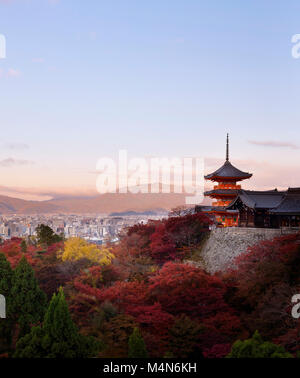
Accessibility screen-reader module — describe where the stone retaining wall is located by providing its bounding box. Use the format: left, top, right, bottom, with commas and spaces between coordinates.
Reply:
199, 227, 299, 274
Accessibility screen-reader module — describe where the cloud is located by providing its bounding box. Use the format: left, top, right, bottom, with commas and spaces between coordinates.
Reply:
32, 58, 45, 63
3, 143, 29, 150
248, 140, 299, 150
0, 184, 97, 201
0, 68, 22, 79
7, 68, 21, 77
0, 158, 34, 167
0, 185, 52, 201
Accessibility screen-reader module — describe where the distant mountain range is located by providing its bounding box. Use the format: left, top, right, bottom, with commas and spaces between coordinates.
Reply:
109, 210, 168, 217
0, 192, 190, 214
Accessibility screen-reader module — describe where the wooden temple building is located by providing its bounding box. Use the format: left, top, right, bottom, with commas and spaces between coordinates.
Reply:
196, 135, 300, 229
227, 188, 300, 228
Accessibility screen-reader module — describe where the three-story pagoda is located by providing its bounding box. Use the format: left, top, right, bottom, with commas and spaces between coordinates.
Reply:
203, 134, 252, 226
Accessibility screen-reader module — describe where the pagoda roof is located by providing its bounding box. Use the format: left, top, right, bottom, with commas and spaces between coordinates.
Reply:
195, 205, 239, 215
204, 189, 239, 196
205, 160, 252, 181
227, 189, 285, 210
195, 205, 221, 212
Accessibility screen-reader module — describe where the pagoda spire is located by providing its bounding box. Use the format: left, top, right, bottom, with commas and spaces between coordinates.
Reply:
226, 133, 229, 161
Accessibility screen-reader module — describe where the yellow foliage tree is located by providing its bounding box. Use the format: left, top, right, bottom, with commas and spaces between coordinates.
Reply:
59, 237, 114, 265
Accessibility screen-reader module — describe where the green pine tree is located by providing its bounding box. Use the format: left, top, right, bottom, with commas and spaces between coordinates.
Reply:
227, 330, 293, 358
20, 240, 27, 253
36, 224, 62, 246
128, 327, 148, 358
168, 315, 203, 358
10, 256, 47, 338
0, 253, 14, 352
14, 287, 101, 358
0, 253, 13, 298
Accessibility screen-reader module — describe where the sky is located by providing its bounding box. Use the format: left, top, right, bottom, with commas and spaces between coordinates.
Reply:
0, 0, 300, 200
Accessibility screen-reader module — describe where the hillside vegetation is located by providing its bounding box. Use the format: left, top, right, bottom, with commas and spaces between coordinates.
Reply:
0, 214, 300, 358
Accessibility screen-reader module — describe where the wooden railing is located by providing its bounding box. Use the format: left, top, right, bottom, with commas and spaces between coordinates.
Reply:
214, 184, 241, 190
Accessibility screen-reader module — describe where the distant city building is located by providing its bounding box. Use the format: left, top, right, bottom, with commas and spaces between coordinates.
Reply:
0, 213, 165, 241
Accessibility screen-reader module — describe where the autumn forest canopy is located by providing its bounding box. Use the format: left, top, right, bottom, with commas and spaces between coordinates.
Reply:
0, 215, 300, 358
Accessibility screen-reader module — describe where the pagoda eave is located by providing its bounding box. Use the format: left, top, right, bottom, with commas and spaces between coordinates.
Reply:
204, 189, 239, 197
205, 209, 239, 215
204, 196, 237, 201
204, 194, 236, 201
204, 175, 252, 182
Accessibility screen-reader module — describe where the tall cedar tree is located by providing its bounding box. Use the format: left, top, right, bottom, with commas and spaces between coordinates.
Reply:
36, 224, 62, 246
10, 256, 47, 338
227, 331, 292, 358
20, 240, 27, 253
0, 253, 13, 301
14, 287, 101, 358
128, 327, 148, 358
167, 315, 204, 358
0, 253, 13, 351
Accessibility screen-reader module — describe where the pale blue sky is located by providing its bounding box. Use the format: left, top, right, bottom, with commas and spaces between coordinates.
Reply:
0, 0, 299, 198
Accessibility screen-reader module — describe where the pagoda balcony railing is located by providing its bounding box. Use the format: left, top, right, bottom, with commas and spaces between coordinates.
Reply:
212, 201, 232, 207
213, 184, 241, 190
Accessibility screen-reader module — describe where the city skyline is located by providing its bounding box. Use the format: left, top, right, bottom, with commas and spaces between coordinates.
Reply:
0, 0, 300, 201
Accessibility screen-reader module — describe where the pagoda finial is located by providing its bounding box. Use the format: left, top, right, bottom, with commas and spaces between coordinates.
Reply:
226, 133, 229, 161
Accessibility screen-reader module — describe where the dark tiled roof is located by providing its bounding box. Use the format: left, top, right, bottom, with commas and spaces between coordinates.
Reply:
195, 205, 238, 213
205, 160, 252, 180
271, 189, 300, 214
195, 205, 226, 212
200, 187, 300, 215
286, 187, 300, 194
227, 189, 285, 209
196, 205, 218, 212
204, 189, 239, 196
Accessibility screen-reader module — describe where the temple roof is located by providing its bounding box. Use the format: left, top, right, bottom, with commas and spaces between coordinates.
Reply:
199, 187, 300, 216
204, 189, 239, 196
205, 134, 252, 181
195, 205, 238, 213
227, 189, 285, 209
204, 160, 253, 181
270, 188, 300, 215
195, 205, 222, 212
